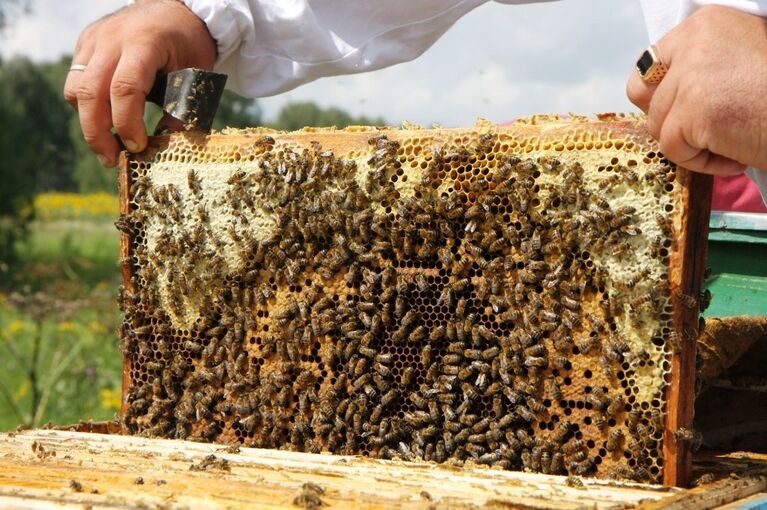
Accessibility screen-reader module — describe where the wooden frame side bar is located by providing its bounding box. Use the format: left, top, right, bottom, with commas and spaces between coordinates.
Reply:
663, 170, 713, 487
118, 151, 135, 429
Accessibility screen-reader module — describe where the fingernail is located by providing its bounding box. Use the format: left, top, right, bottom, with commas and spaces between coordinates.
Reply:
97, 155, 114, 167
124, 139, 140, 152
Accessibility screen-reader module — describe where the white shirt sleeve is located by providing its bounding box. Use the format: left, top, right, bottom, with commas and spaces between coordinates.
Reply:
182, 0, 555, 98
640, 1, 767, 41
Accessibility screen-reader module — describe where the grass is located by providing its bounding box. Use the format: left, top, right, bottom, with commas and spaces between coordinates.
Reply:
0, 219, 123, 431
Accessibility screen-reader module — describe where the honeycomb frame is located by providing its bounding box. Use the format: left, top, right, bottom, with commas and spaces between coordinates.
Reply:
117, 114, 712, 487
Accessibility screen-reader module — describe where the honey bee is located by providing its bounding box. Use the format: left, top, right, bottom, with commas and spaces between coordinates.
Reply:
606, 395, 625, 418
524, 356, 548, 369
409, 325, 427, 342
545, 376, 563, 400
575, 337, 595, 355
692, 473, 716, 487
400, 366, 416, 387
656, 213, 673, 237
573, 458, 595, 476
606, 429, 624, 452
187, 169, 202, 196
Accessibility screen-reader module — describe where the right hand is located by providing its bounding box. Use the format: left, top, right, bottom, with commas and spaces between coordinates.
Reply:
63, 0, 216, 167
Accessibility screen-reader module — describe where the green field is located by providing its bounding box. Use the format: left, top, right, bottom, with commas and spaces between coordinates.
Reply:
0, 220, 123, 430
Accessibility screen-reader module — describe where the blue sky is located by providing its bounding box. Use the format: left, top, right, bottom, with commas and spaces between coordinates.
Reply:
1, 0, 649, 126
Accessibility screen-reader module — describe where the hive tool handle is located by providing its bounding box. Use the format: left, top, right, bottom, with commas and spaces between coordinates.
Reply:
146, 68, 228, 133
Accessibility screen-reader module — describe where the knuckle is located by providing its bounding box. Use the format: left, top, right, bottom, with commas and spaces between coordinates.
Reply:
63, 88, 77, 105
81, 128, 103, 147
111, 77, 143, 100
75, 84, 99, 103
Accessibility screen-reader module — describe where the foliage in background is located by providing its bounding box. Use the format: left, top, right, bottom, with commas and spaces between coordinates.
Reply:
0, 57, 74, 266
0, 220, 122, 430
214, 90, 263, 131
270, 101, 386, 131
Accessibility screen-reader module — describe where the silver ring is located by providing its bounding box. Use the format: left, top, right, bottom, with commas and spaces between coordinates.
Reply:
69, 64, 87, 72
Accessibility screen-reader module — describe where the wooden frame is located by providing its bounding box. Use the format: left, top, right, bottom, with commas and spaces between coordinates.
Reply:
117, 117, 713, 487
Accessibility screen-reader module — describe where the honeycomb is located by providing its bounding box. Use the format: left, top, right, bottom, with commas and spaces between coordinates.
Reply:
117, 114, 709, 485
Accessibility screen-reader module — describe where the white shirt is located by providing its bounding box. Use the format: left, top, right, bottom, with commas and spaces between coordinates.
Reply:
181, 0, 767, 201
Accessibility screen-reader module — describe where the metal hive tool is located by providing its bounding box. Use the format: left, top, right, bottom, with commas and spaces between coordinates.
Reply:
117, 114, 712, 486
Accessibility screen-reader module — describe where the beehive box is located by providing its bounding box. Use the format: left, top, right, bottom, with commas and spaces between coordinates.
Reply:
116, 114, 712, 487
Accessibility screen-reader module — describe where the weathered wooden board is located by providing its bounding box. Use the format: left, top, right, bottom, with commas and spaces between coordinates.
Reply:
0, 430, 679, 510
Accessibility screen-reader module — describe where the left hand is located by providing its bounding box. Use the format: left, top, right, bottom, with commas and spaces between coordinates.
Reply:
626, 5, 767, 176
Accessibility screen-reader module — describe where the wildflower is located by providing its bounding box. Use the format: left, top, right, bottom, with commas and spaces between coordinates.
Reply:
57, 321, 77, 333
99, 388, 121, 411
88, 321, 107, 334
14, 381, 30, 400
6, 320, 27, 336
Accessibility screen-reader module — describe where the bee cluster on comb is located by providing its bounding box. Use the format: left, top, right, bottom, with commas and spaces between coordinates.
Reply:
117, 115, 710, 486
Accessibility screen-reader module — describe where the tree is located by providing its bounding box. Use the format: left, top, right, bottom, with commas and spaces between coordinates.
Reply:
271, 101, 385, 131
0, 57, 74, 264
213, 90, 263, 130
0, 0, 30, 33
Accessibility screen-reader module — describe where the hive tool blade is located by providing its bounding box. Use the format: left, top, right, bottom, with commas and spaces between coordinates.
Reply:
146, 68, 228, 133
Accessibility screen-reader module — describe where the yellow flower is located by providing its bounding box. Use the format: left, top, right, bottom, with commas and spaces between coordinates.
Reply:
6, 320, 27, 336
88, 321, 107, 334
34, 192, 119, 221
99, 388, 122, 411
57, 321, 77, 333
14, 381, 30, 400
